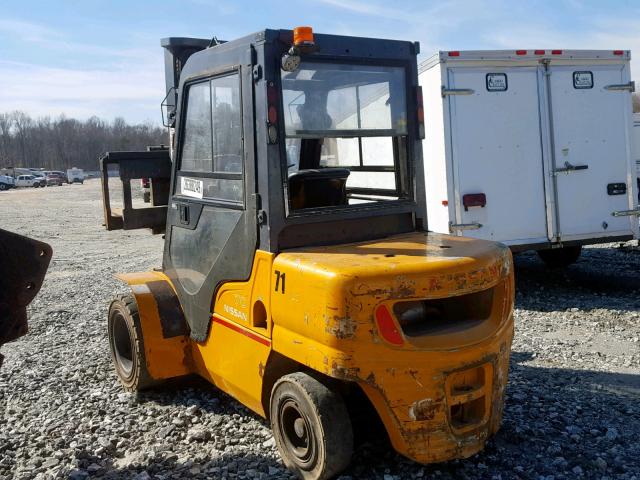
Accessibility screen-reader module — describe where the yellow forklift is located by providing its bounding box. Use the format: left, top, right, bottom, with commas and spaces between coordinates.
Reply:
100, 27, 514, 480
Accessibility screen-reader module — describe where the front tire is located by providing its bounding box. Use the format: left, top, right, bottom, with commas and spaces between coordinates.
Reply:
108, 295, 158, 391
270, 372, 353, 480
537, 245, 582, 268
0, 184, 7, 191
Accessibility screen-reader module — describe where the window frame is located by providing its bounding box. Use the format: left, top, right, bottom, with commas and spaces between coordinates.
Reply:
174, 69, 245, 210
278, 58, 414, 216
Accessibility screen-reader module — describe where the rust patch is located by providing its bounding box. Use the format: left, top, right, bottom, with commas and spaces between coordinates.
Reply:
331, 362, 360, 380
365, 372, 376, 386
408, 369, 424, 388
325, 315, 356, 339
408, 398, 440, 421
350, 282, 416, 299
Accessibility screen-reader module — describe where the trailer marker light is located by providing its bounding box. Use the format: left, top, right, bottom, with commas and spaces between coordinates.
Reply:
515, 50, 527, 55
534, 50, 545, 55
293, 26, 314, 47
375, 305, 404, 346
551, 50, 562, 55
613, 50, 624, 56
448, 51, 460, 57
442, 200, 448, 206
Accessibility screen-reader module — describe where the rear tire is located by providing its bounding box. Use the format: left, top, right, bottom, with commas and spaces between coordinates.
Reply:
537, 245, 582, 268
108, 295, 158, 391
270, 372, 353, 480
0, 184, 7, 191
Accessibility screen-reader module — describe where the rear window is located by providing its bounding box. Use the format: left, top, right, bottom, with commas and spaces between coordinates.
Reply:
281, 61, 411, 212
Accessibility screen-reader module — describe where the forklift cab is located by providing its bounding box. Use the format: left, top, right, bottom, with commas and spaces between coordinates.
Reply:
102, 28, 514, 480
134, 29, 425, 341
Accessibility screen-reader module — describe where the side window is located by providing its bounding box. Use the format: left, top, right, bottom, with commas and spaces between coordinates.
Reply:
181, 82, 212, 172
177, 73, 244, 205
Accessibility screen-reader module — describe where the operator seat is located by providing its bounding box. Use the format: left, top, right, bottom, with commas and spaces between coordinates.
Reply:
288, 168, 350, 210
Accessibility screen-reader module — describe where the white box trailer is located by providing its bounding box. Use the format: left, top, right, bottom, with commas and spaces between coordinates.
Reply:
632, 113, 640, 192
420, 49, 639, 266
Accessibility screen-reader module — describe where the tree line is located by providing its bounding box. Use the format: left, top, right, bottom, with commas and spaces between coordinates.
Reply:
0, 111, 168, 172
2, 94, 640, 173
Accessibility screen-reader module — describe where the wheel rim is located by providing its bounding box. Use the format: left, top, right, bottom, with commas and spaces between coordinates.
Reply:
111, 311, 134, 379
278, 397, 317, 470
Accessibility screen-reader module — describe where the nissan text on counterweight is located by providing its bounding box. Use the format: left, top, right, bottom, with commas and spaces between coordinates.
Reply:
98, 27, 515, 480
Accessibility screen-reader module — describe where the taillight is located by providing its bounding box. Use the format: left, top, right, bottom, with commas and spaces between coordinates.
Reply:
375, 305, 404, 346
141, 178, 150, 188
448, 51, 460, 57
551, 49, 562, 55
462, 193, 487, 211
613, 50, 624, 56
416, 86, 425, 139
267, 82, 279, 144
515, 50, 527, 56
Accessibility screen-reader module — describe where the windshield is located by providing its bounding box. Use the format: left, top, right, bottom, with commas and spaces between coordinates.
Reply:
281, 61, 410, 211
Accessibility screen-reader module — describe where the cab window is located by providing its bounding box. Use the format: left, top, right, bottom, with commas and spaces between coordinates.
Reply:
282, 62, 410, 211
176, 73, 244, 205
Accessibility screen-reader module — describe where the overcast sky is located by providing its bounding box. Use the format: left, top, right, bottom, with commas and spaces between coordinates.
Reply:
1, 0, 639, 124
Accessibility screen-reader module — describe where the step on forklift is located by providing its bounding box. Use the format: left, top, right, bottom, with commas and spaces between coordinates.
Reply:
100, 27, 515, 479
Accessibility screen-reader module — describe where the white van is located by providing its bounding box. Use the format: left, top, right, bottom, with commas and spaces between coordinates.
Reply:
419, 49, 639, 266
67, 167, 85, 184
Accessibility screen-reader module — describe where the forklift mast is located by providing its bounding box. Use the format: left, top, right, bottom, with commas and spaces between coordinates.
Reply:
100, 37, 214, 234
160, 37, 215, 128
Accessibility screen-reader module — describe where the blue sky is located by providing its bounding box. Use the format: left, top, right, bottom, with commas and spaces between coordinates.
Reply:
1, 0, 639, 124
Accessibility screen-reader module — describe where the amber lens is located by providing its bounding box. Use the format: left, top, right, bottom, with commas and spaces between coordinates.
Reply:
293, 26, 314, 46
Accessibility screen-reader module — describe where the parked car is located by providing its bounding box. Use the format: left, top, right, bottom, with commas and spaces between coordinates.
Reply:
141, 177, 151, 202
0, 174, 15, 190
45, 173, 64, 186
52, 171, 68, 183
15, 175, 44, 188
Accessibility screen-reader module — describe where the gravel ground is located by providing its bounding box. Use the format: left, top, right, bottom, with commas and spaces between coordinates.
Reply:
1, 180, 639, 480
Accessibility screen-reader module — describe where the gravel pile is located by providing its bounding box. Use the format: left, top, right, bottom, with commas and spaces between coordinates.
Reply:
1, 181, 639, 479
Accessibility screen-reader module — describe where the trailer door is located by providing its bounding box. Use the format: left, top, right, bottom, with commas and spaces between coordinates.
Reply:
548, 64, 636, 241
447, 66, 549, 244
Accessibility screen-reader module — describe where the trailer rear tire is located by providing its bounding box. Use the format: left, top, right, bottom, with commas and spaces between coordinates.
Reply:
537, 246, 582, 268
270, 372, 353, 480
108, 295, 158, 392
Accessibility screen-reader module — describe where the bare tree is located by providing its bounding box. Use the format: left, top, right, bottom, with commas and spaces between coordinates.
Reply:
0, 112, 167, 171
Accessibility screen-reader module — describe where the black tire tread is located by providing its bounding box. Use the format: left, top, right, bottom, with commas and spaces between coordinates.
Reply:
271, 372, 353, 480
108, 294, 158, 392
537, 245, 582, 269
